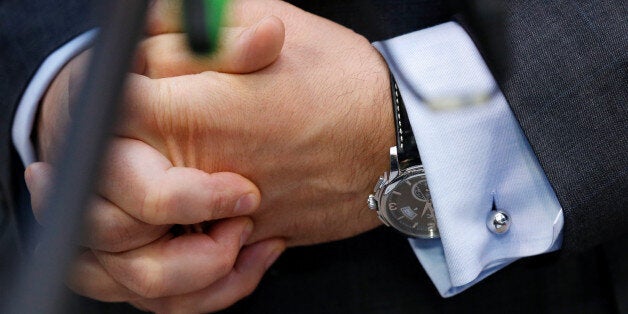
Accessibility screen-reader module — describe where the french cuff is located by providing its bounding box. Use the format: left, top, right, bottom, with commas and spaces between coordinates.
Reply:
373, 22, 564, 297
11, 29, 98, 166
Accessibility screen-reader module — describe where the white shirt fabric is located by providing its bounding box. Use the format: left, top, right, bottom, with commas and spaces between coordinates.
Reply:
13, 22, 563, 298
11, 29, 98, 166
374, 22, 564, 297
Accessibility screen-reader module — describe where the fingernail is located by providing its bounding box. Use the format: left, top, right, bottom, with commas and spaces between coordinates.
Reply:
243, 16, 270, 40
240, 22, 258, 41
264, 248, 282, 270
240, 222, 254, 247
234, 193, 258, 214
251, 18, 265, 36
24, 168, 33, 191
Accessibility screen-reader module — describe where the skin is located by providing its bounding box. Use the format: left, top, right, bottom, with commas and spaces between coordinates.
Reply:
117, 0, 394, 247
26, 0, 394, 312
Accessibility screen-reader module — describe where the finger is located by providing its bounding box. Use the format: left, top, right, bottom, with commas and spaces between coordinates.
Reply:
25, 162, 54, 225
118, 71, 237, 143
25, 161, 168, 252
98, 138, 261, 225
145, 0, 183, 35
66, 250, 141, 302
135, 16, 285, 77
93, 217, 253, 299
82, 196, 170, 253
117, 74, 158, 141
137, 238, 285, 313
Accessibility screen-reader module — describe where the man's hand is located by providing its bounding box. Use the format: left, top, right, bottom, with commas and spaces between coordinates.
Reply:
27, 2, 287, 311
117, 0, 395, 247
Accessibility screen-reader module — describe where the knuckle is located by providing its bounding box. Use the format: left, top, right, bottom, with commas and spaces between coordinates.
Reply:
206, 189, 232, 219
95, 215, 135, 252
95, 229, 126, 253
240, 279, 260, 299
214, 255, 235, 279
155, 299, 190, 314
141, 183, 171, 224
126, 258, 166, 298
140, 38, 170, 78
213, 246, 238, 277
129, 301, 151, 312
145, 0, 181, 36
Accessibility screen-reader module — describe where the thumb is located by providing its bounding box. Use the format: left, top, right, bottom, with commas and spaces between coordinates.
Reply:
24, 162, 54, 224
134, 15, 285, 77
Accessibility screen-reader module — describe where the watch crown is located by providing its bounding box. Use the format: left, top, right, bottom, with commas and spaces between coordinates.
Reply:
367, 194, 378, 210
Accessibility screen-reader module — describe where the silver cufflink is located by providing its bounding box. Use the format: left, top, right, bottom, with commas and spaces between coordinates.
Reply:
486, 210, 511, 234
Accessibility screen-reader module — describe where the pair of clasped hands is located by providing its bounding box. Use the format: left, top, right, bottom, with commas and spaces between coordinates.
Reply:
26, 0, 396, 312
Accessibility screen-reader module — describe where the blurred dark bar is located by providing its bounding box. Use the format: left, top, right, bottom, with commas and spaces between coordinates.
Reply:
4, 1, 148, 313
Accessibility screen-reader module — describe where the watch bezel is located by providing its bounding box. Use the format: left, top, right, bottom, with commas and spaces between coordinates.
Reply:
376, 165, 439, 239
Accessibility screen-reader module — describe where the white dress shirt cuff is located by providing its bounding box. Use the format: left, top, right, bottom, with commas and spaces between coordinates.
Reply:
374, 22, 564, 297
12, 29, 98, 166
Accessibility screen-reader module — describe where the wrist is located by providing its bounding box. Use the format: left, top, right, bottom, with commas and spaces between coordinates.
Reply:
356, 46, 396, 229
36, 50, 90, 162
368, 46, 397, 182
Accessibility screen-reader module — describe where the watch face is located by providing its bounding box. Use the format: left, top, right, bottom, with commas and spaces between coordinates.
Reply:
381, 169, 439, 238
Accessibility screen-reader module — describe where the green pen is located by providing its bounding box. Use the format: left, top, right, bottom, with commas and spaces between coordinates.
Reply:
184, 0, 229, 54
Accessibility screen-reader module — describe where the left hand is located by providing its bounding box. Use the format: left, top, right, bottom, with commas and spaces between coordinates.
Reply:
116, 0, 395, 247
27, 1, 288, 311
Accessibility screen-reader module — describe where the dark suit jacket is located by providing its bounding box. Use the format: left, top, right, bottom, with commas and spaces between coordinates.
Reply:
1, 0, 626, 313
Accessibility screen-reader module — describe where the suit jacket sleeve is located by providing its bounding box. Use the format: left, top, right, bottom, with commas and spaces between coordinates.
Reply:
0, 0, 95, 237
493, 0, 627, 252
386, 0, 627, 255
294, 0, 627, 253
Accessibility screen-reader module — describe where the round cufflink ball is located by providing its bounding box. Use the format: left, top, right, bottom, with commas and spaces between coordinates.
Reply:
487, 210, 511, 234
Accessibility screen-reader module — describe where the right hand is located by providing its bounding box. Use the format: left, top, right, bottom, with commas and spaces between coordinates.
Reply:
26, 1, 286, 312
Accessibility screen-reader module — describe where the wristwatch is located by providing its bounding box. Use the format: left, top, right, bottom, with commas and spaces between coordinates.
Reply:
367, 73, 440, 238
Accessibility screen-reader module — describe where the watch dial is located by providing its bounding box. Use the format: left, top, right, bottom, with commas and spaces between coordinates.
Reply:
412, 181, 430, 201
384, 175, 438, 238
